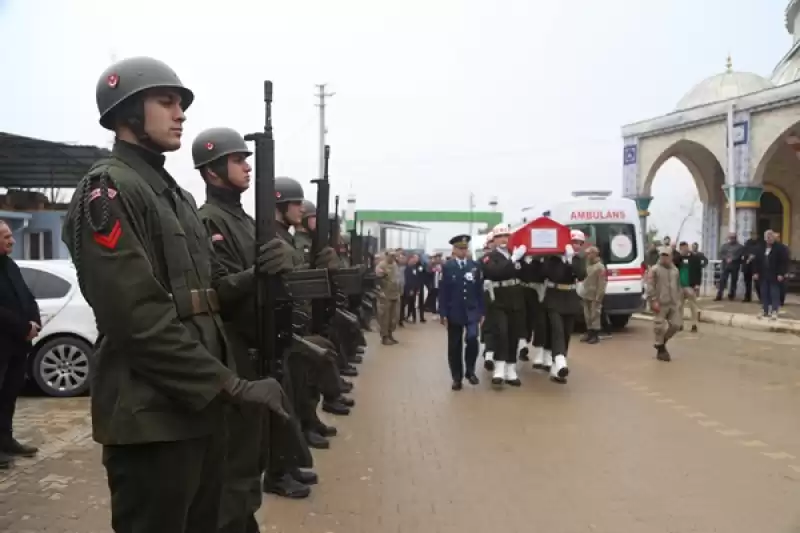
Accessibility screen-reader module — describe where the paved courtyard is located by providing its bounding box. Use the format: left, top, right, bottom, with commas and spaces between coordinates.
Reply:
3, 320, 800, 532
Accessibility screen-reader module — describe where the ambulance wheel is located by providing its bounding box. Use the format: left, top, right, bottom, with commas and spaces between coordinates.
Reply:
608, 314, 630, 330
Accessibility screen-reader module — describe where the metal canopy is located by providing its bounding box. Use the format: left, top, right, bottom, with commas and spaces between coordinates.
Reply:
0, 132, 110, 189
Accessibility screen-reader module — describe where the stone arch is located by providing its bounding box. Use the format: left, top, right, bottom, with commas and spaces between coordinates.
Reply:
761, 183, 791, 244
751, 104, 800, 185
641, 139, 724, 204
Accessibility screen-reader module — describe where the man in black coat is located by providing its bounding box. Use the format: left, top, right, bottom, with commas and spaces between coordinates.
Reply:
753, 230, 790, 320
0, 221, 41, 469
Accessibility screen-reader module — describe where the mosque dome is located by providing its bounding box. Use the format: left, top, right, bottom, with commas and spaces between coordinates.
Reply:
675, 57, 775, 111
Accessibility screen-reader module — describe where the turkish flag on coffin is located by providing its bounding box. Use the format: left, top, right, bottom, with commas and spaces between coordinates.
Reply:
508, 216, 572, 256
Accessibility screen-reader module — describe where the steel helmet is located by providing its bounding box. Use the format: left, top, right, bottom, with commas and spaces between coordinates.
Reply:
274, 177, 305, 203
570, 229, 586, 242
492, 223, 511, 237
96, 57, 194, 130
302, 199, 317, 219
192, 127, 251, 169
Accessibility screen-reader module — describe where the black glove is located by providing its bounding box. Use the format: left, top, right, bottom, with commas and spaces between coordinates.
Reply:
257, 238, 295, 275
222, 376, 289, 419
314, 246, 339, 270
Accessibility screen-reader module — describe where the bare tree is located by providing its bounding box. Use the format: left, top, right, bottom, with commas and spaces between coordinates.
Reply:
674, 194, 700, 243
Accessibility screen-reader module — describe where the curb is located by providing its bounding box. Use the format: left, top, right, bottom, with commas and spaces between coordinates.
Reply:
632, 308, 800, 335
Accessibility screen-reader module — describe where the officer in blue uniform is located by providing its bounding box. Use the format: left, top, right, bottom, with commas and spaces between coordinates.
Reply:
438, 235, 485, 391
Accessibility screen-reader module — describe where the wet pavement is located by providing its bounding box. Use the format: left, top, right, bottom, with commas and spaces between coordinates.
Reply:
3, 321, 800, 532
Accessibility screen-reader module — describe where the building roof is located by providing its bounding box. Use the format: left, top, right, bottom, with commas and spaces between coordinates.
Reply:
675, 68, 775, 111
0, 132, 110, 189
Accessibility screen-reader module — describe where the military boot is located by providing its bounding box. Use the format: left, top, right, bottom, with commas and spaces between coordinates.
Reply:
586, 330, 599, 345
337, 395, 355, 407
313, 419, 338, 437
491, 361, 506, 386
340, 379, 354, 393
388, 335, 399, 345
655, 344, 671, 362
381, 336, 392, 345
549, 354, 569, 384
340, 365, 358, 377
263, 473, 311, 499
322, 398, 351, 416
356, 345, 366, 354
504, 362, 522, 387
579, 331, 591, 342
348, 354, 364, 364
0, 452, 10, 470
305, 430, 330, 449
0, 437, 37, 458
483, 351, 496, 372
291, 468, 319, 485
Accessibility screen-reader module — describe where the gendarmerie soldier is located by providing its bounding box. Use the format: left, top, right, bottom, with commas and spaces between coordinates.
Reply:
192, 127, 319, 525
480, 232, 496, 370
481, 224, 526, 386
540, 229, 587, 384
63, 58, 290, 533
438, 235, 485, 390
519, 254, 552, 370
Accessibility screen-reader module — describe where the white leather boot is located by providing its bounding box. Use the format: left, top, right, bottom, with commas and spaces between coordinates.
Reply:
550, 354, 569, 384
517, 338, 530, 360
543, 350, 553, 370
492, 361, 506, 385
483, 351, 495, 372
505, 362, 521, 386
532, 347, 545, 369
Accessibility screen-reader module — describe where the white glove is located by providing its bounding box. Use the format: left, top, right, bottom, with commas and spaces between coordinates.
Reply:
564, 244, 575, 263
511, 245, 526, 262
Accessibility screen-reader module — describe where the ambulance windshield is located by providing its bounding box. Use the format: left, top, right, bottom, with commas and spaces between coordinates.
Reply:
567, 223, 637, 265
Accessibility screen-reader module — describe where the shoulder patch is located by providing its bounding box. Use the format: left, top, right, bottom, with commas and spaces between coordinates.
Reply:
88, 187, 118, 203
211, 233, 225, 242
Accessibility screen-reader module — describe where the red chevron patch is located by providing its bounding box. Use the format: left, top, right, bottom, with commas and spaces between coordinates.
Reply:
93, 220, 122, 249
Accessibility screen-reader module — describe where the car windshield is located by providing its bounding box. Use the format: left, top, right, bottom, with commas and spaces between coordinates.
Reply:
568, 223, 638, 265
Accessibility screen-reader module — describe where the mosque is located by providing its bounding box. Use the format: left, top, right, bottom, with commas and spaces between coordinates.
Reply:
622, 0, 800, 258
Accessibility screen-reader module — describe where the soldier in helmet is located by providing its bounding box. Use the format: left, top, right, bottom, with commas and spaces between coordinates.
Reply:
192, 128, 319, 523
63, 58, 292, 533
539, 229, 587, 384
481, 224, 526, 386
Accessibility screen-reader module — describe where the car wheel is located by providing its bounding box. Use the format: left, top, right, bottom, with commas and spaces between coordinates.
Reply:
30, 337, 92, 397
608, 314, 631, 330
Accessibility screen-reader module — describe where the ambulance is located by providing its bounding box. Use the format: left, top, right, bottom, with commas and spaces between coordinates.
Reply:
543, 191, 645, 329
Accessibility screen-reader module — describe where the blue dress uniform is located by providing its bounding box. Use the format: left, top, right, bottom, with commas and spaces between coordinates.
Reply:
438, 235, 485, 390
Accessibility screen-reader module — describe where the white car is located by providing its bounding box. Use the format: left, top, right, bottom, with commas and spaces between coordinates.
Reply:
16, 260, 97, 397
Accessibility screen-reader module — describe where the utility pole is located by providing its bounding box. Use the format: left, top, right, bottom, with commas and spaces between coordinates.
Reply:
315, 84, 335, 181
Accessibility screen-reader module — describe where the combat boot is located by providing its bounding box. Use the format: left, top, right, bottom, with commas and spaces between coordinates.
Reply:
337, 395, 355, 407
304, 430, 330, 449
381, 336, 392, 346
313, 418, 338, 437
291, 468, 319, 485
348, 354, 364, 364
356, 345, 366, 354
491, 361, 506, 386
517, 339, 530, 361
550, 354, 569, 384
340, 379, 354, 393
0, 437, 37, 458
655, 344, 671, 362
531, 347, 546, 370
543, 350, 554, 372
483, 351, 495, 372
586, 330, 599, 344
579, 331, 591, 342
263, 473, 311, 499
388, 335, 399, 344
504, 362, 522, 386
340, 365, 358, 377
322, 399, 351, 416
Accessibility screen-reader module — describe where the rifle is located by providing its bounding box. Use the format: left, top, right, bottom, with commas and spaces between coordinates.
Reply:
244, 81, 278, 379
330, 195, 341, 246
309, 145, 331, 334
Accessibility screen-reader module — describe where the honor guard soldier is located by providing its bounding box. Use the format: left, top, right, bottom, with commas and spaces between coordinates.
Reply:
479, 232, 496, 369
63, 58, 291, 533
192, 127, 319, 522
481, 224, 527, 386
518, 253, 552, 369
541, 229, 587, 384
438, 235, 485, 390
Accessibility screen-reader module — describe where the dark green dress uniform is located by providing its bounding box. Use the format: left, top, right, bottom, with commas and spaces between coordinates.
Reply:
62, 141, 255, 533
200, 185, 309, 531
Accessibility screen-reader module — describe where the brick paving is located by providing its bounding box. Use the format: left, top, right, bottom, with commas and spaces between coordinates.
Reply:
3, 322, 800, 532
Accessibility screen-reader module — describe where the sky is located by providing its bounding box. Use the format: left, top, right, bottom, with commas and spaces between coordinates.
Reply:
0, 0, 793, 248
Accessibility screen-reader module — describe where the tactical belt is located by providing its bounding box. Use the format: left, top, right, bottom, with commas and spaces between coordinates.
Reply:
544, 281, 576, 291
169, 288, 220, 319
490, 279, 519, 288
521, 281, 543, 289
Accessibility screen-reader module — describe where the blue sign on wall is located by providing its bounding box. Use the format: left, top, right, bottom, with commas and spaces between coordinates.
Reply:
623, 145, 637, 165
